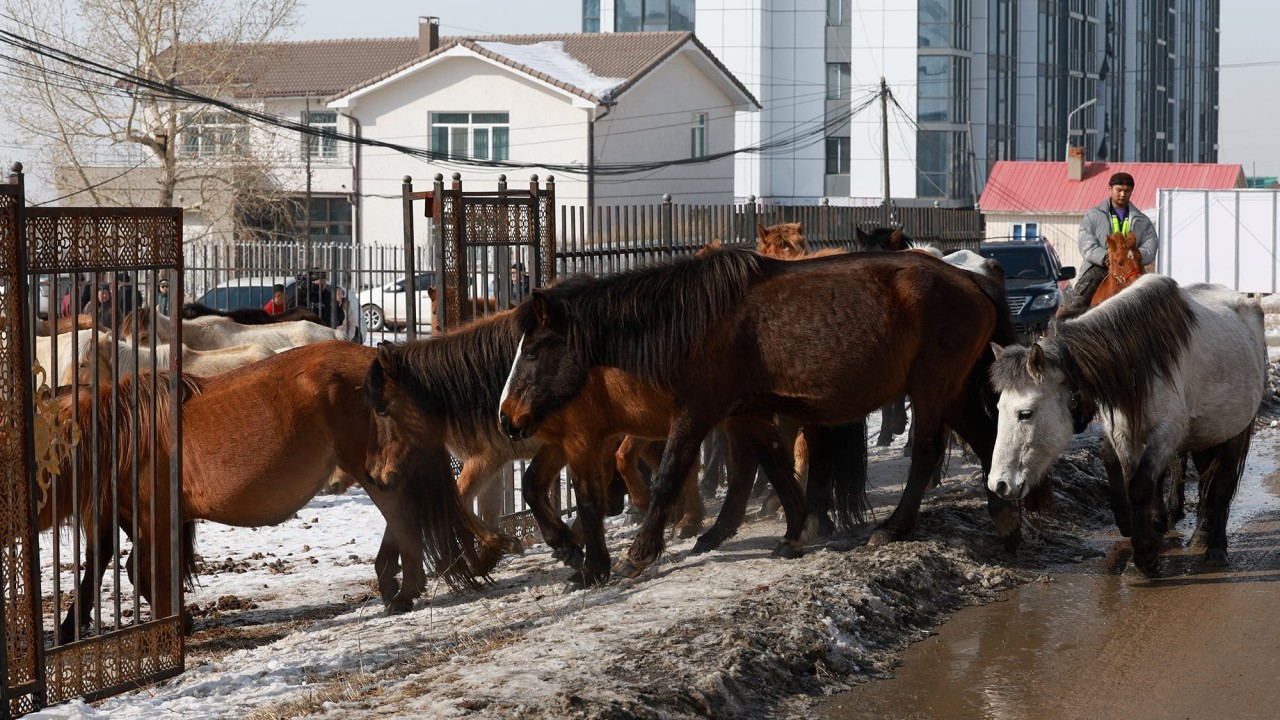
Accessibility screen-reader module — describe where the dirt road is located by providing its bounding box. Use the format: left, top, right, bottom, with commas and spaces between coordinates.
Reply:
813, 449, 1280, 720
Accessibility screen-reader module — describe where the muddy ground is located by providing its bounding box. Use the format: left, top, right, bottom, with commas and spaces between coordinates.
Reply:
94, 372, 1280, 719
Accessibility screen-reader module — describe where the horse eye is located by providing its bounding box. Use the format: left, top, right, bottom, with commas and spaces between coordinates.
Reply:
1017, 409, 1033, 421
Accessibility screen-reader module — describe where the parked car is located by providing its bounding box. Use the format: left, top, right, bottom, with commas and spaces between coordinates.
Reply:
360, 271, 437, 332
195, 274, 365, 343
978, 240, 1076, 342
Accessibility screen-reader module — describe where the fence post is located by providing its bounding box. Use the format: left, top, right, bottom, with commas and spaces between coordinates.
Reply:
402, 175, 418, 341
820, 197, 830, 247
432, 173, 446, 334
661, 194, 673, 261
745, 195, 757, 244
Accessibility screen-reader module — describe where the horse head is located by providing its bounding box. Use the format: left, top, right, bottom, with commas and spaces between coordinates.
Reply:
363, 342, 437, 489
987, 341, 1079, 501
756, 222, 807, 259
1106, 230, 1144, 286
499, 290, 589, 441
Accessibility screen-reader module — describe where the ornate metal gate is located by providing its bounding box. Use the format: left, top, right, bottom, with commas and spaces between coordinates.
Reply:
402, 173, 555, 336
0, 164, 185, 716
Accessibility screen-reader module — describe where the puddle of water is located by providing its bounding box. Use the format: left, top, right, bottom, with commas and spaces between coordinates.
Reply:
813, 436, 1280, 720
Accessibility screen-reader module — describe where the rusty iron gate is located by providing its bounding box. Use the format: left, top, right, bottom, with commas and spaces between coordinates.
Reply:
0, 165, 185, 717
402, 173, 555, 337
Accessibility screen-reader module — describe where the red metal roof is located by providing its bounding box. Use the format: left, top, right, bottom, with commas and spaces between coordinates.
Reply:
979, 161, 1246, 213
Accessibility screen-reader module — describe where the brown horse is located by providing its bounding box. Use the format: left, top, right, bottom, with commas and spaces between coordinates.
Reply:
499, 247, 1019, 580
1090, 230, 1146, 306
44, 341, 481, 638
366, 312, 809, 586
37, 313, 101, 336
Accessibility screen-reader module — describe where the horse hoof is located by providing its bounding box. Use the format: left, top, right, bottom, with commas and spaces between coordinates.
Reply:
552, 545, 586, 570
498, 533, 525, 556
1202, 548, 1229, 567
568, 567, 611, 588
772, 541, 804, 559
1000, 527, 1022, 553
868, 527, 906, 546
385, 600, 413, 615
612, 556, 646, 579
815, 514, 836, 539
676, 522, 703, 539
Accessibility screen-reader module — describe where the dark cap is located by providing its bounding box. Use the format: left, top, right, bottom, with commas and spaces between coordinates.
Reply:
97, 282, 111, 290
511, 262, 526, 271
1108, 172, 1135, 187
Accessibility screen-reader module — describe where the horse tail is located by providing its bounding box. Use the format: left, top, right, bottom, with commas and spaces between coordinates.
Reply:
406, 445, 492, 591
809, 420, 869, 532
181, 521, 198, 590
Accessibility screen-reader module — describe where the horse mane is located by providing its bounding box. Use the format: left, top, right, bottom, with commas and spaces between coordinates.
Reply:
377, 311, 523, 440
856, 226, 914, 252
51, 371, 204, 585
514, 247, 766, 386
1053, 274, 1197, 421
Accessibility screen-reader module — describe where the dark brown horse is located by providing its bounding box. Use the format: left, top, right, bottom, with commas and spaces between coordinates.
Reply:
44, 341, 480, 639
499, 247, 1019, 579
365, 314, 809, 586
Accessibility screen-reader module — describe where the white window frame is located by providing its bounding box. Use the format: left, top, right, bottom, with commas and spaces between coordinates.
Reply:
306, 111, 339, 162
180, 111, 249, 158
690, 112, 708, 158
430, 112, 510, 161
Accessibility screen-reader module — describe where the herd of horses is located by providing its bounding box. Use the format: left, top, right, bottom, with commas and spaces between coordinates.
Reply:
32, 222, 1268, 640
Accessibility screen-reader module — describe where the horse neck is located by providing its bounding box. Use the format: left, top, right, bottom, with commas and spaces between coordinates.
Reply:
401, 315, 520, 434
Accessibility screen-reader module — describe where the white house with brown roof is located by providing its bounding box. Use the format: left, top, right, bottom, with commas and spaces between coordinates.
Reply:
65, 20, 756, 251
327, 25, 758, 249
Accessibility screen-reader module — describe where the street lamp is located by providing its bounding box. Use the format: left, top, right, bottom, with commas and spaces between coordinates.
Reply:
1065, 98, 1097, 160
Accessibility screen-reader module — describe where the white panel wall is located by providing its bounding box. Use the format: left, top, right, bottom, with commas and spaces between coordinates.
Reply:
848, 1, 918, 202
1158, 189, 1280, 293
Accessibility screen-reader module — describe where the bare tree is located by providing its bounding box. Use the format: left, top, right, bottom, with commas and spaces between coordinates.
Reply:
0, 0, 299, 224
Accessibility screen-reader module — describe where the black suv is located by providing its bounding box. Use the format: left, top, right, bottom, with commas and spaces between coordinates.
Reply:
978, 241, 1076, 342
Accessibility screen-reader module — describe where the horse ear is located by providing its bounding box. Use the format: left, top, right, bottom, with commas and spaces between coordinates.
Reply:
889, 229, 904, 248
426, 286, 437, 302
756, 223, 768, 242
1026, 342, 1047, 380
530, 290, 557, 329
989, 342, 1006, 361
375, 341, 397, 376
856, 227, 868, 243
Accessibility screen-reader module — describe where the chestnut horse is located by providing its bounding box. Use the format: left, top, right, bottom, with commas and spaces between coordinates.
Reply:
1090, 230, 1146, 306
44, 341, 481, 639
500, 247, 1019, 579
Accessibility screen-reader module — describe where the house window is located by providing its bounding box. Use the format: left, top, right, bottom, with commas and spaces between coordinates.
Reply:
690, 112, 707, 158
615, 0, 695, 32
1025, 222, 1038, 240
825, 137, 850, 175
430, 112, 510, 161
827, 0, 851, 26
180, 112, 248, 157
1011, 223, 1039, 241
1012, 224, 1024, 241
306, 111, 338, 162
307, 196, 353, 244
826, 63, 851, 100
583, 0, 600, 32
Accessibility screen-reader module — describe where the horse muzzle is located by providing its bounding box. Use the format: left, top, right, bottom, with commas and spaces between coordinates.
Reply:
988, 473, 1031, 501
498, 411, 533, 441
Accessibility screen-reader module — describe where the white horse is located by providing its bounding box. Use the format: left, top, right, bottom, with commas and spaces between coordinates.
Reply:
36, 328, 97, 388
138, 310, 342, 351
987, 274, 1266, 575
73, 334, 276, 383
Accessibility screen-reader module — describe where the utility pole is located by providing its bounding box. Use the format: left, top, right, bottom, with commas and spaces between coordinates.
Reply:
880, 77, 890, 228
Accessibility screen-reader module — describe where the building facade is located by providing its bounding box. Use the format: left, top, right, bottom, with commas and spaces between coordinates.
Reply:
585, 0, 1221, 207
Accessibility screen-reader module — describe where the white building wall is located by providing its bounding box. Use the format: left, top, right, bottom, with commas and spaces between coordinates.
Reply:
593, 52, 740, 205
336, 56, 590, 250
847, 1, 918, 203
261, 97, 356, 196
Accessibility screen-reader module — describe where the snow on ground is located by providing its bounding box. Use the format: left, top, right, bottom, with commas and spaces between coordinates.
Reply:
28, 419, 1116, 720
